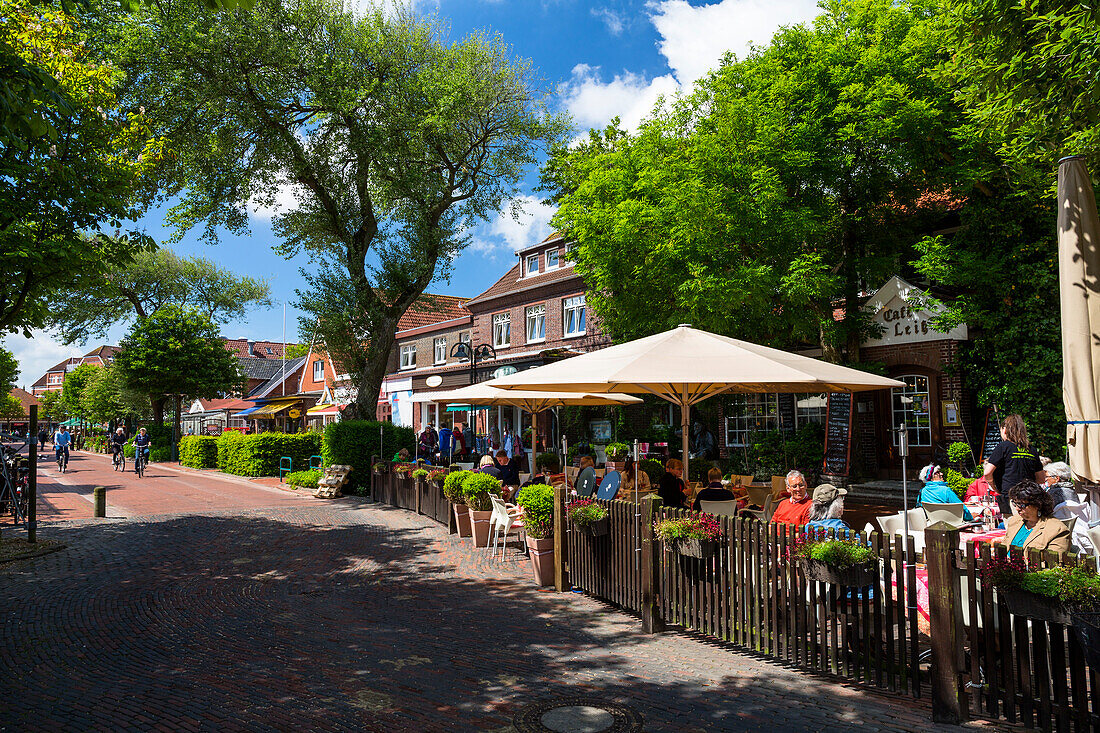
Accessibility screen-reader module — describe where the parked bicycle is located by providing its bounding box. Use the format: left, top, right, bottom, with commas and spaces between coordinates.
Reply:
0, 436, 30, 525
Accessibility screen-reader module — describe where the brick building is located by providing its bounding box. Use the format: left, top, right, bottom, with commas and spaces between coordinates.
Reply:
30, 345, 120, 396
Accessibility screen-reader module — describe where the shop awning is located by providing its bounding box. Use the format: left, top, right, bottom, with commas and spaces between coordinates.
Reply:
306, 403, 343, 416
446, 404, 473, 412
251, 402, 295, 417
232, 406, 260, 418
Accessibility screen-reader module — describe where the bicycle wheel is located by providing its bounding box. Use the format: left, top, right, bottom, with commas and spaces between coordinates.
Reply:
135, 455, 144, 477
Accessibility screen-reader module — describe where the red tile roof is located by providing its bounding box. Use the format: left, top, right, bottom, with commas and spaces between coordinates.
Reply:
9, 387, 38, 414
464, 262, 583, 308
222, 339, 294, 359
396, 294, 469, 330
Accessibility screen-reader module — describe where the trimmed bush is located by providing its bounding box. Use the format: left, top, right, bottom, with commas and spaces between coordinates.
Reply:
443, 470, 473, 503
216, 431, 321, 477
285, 469, 321, 489
516, 484, 554, 538
179, 435, 219, 469
321, 420, 415, 491
461, 472, 500, 511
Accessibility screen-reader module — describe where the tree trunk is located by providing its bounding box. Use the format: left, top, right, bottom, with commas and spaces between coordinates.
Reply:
152, 396, 165, 426
173, 395, 181, 462
351, 330, 397, 422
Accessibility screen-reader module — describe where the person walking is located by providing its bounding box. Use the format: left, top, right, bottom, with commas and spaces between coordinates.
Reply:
983, 414, 1045, 516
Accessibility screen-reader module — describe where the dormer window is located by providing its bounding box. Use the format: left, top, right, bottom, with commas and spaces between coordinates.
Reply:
526, 254, 538, 275
266, 347, 273, 355
546, 249, 559, 268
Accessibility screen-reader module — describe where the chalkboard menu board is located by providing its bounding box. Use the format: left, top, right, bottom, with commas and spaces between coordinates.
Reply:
778, 393, 796, 434
823, 392, 854, 475
980, 408, 1001, 462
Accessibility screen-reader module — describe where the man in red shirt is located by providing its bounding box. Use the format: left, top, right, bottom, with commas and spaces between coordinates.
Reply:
770, 470, 812, 527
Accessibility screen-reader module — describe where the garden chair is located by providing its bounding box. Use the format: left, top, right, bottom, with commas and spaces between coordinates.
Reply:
489, 494, 524, 561
741, 495, 775, 522
1088, 526, 1100, 570
699, 499, 738, 517
877, 514, 903, 536
922, 502, 968, 528
518, 472, 531, 486
771, 475, 787, 496
738, 475, 756, 488
565, 466, 579, 484
905, 507, 928, 532
746, 486, 771, 508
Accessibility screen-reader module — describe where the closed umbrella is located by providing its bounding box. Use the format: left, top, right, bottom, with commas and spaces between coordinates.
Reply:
1058, 156, 1100, 493
490, 325, 904, 479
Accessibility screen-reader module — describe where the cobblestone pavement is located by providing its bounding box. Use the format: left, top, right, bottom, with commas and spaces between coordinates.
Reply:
1, 492, 1012, 732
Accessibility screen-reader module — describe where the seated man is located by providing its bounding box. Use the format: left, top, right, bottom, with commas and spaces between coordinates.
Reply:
917, 464, 972, 521
493, 449, 520, 487
692, 466, 737, 511
770, 470, 812, 527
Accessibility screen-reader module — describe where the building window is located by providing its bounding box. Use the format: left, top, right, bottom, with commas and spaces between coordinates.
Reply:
526, 304, 546, 343
459, 331, 470, 345
266, 347, 273, 355
892, 375, 932, 447
526, 254, 539, 275
724, 394, 780, 447
563, 295, 586, 337
493, 312, 511, 347
795, 393, 827, 427
313, 360, 324, 381
400, 344, 416, 370
433, 337, 447, 364
546, 249, 559, 268
47, 373, 63, 385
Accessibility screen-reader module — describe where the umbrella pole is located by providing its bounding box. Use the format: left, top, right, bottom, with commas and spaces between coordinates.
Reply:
681, 397, 691, 485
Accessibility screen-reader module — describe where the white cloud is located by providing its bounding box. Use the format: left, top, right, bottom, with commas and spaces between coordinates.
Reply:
2, 333, 82, 390
560, 0, 821, 133
591, 7, 625, 35
468, 195, 556, 259
248, 180, 303, 222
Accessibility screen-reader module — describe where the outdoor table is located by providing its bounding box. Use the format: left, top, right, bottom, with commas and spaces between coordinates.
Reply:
960, 528, 1006, 553
889, 563, 931, 636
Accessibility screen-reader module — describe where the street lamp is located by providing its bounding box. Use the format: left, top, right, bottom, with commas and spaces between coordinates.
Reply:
450, 341, 497, 385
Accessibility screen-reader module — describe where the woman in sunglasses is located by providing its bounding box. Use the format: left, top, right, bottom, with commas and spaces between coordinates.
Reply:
998, 480, 1070, 554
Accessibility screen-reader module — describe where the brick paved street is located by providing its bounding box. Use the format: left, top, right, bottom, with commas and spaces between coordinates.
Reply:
1, 471, 1010, 731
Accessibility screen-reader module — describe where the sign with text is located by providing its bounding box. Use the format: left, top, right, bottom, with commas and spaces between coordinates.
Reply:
980, 407, 1001, 463
778, 393, 796, 434
864, 276, 968, 347
823, 392, 853, 476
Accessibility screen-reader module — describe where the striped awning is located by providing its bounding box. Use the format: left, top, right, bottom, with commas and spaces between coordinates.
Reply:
306, 403, 342, 416
251, 402, 294, 417
232, 406, 260, 418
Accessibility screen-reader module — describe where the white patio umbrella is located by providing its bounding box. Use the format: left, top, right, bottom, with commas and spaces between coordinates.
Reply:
1058, 156, 1100, 496
413, 383, 642, 465
489, 324, 904, 479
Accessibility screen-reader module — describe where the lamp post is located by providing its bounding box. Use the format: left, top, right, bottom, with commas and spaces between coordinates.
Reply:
451, 341, 496, 453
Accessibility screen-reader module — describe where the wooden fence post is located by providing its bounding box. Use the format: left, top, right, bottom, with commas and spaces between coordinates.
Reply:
926, 521, 968, 724
553, 483, 568, 592
641, 495, 665, 634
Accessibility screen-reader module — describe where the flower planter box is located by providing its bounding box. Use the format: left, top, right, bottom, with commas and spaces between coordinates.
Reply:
999, 587, 1072, 626
528, 536, 556, 586
452, 503, 472, 537
800, 558, 876, 587
469, 507, 493, 547
576, 517, 609, 537
667, 538, 716, 559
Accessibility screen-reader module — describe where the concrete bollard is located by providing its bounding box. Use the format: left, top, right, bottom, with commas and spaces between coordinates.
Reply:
93, 486, 106, 518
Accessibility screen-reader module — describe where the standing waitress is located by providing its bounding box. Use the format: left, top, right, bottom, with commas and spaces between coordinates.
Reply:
983, 413, 1046, 518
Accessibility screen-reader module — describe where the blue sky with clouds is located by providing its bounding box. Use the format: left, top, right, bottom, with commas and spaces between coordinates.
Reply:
5, 0, 822, 386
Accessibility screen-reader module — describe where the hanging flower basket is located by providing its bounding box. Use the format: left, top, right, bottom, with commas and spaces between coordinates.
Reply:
578, 517, 610, 537
654, 515, 721, 559
799, 558, 876, 587
568, 499, 610, 538
999, 587, 1073, 626
671, 537, 716, 559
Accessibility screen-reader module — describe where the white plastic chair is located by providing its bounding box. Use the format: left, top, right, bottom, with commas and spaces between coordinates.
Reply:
699, 499, 739, 517
489, 494, 524, 561
518, 472, 531, 486
905, 507, 928, 532
877, 514, 903, 536
1088, 526, 1100, 570
923, 502, 968, 527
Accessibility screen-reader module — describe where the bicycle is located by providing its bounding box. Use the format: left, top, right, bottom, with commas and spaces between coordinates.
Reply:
112, 446, 125, 472
134, 448, 146, 478
56, 446, 68, 473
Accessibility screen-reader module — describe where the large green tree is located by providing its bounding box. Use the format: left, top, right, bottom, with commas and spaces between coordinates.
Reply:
114, 305, 242, 428
60, 362, 99, 422
107, 0, 568, 417
0, 345, 16, 393
37, 389, 66, 423
543, 0, 974, 360
81, 363, 149, 425
47, 246, 273, 344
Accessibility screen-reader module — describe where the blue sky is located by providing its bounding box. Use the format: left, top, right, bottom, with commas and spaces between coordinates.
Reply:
6, 0, 822, 386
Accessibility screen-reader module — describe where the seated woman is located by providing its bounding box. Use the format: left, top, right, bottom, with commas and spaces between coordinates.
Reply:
804, 484, 852, 533
692, 466, 738, 511
998, 480, 1071, 554
478, 454, 502, 480
917, 464, 972, 521
1043, 461, 1078, 508
963, 475, 996, 504
656, 458, 689, 509
619, 456, 651, 496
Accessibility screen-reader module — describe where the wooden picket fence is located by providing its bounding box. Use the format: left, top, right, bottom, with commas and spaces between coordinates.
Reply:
370, 461, 451, 527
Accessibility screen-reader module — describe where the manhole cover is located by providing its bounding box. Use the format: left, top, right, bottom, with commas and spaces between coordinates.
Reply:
513, 697, 644, 733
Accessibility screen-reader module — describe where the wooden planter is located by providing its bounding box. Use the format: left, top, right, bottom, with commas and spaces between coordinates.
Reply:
800, 558, 876, 587
667, 538, 716, 559
528, 536, 556, 586
468, 507, 493, 547
452, 503, 472, 537
605, 460, 627, 472
999, 587, 1072, 625
575, 517, 609, 537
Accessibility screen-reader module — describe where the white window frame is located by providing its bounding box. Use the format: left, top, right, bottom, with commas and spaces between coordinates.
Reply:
433, 336, 447, 365
563, 295, 586, 337
526, 254, 539, 275
492, 312, 511, 348
892, 374, 932, 447
526, 304, 546, 343
546, 249, 559, 269
47, 373, 63, 385
795, 393, 827, 428
724, 394, 780, 447
399, 344, 416, 370
313, 360, 324, 381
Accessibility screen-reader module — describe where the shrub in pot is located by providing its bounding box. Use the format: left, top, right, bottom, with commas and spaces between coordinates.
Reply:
411, 468, 430, 481
604, 442, 630, 470
654, 514, 721, 558
462, 472, 499, 547
982, 556, 1100, 627
567, 499, 609, 537
791, 536, 876, 586
516, 484, 555, 586
535, 452, 562, 474
443, 470, 473, 537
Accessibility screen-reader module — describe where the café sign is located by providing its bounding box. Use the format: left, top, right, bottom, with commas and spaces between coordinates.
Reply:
864, 276, 968, 347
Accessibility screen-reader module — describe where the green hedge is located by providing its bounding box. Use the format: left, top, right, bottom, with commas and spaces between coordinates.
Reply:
217, 431, 322, 477
285, 469, 321, 489
321, 420, 416, 491
179, 435, 219, 469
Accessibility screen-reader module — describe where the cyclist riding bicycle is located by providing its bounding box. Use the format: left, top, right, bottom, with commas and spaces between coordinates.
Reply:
133, 428, 151, 470
110, 427, 127, 462
53, 425, 71, 468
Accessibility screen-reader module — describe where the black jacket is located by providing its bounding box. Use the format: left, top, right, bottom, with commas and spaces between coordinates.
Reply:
658, 472, 686, 509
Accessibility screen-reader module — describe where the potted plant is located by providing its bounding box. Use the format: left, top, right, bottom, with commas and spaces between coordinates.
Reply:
981, 556, 1100, 626
411, 467, 430, 481
393, 463, 413, 478
428, 468, 448, 487
604, 442, 631, 471
516, 484, 555, 586
443, 470, 473, 537
535, 452, 562, 474
654, 515, 721, 558
373, 462, 387, 474
462, 472, 500, 547
567, 499, 609, 537
792, 536, 876, 586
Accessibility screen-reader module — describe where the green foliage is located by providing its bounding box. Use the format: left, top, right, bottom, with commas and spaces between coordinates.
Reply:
37, 390, 66, 422
0, 346, 16, 393
983, 556, 1100, 610
321, 420, 414, 492
461, 472, 500, 511
535, 452, 561, 473
566, 499, 608, 526
285, 469, 321, 489
81, 365, 149, 424
60, 363, 100, 419
411, 468, 430, 480
216, 431, 321, 477
653, 515, 721, 543
123, 442, 135, 458
604, 442, 630, 461
944, 468, 975, 499
640, 459, 664, 485
728, 423, 825, 484
443, 470, 473, 503
178, 435, 218, 469
795, 538, 875, 569
947, 441, 973, 468
283, 343, 310, 359
0, 393, 23, 420
515, 484, 554, 538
